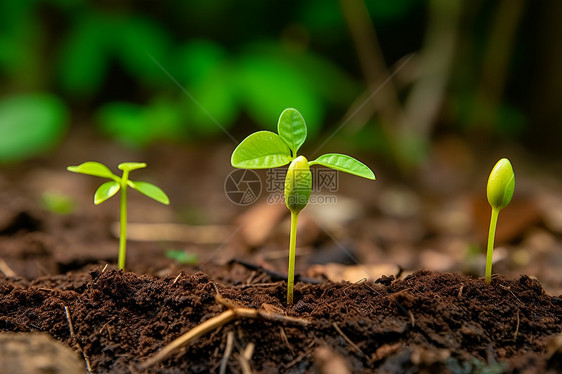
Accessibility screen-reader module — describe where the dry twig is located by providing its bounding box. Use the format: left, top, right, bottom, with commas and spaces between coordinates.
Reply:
514, 309, 520, 340
238, 342, 255, 374
279, 326, 294, 355
139, 295, 310, 370
332, 322, 365, 358
64, 306, 92, 374
0, 259, 16, 277
219, 331, 235, 374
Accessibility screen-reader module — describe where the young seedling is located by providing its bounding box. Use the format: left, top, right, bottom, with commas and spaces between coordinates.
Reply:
231, 108, 375, 305
67, 161, 170, 270
485, 158, 515, 284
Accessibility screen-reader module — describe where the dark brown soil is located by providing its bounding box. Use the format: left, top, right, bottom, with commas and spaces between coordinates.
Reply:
1, 267, 561, 373
1, 138, 562, 373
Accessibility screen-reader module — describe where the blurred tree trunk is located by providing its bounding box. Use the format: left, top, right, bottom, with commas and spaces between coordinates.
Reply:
529, 2, 562, 156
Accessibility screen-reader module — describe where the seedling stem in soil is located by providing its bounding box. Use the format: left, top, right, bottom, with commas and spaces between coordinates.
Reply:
231, 108, 375, 304
485, 158, 514, 284
67, 162, 170, 270
287, 210, 298, 304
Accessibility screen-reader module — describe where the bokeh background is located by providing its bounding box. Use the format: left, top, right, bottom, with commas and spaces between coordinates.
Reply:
0, 0, 561, 293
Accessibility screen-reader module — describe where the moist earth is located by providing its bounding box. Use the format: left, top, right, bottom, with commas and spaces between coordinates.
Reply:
1, 267, 561, 373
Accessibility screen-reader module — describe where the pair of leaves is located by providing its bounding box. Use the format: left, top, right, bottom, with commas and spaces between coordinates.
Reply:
231, 108, 375, 180
230, 108, 307, 168
66, 162, 170, 205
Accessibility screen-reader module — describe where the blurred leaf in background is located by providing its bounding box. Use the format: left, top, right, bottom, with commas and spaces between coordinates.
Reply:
0, 93, 68, 162
40, 191, 76, 215
97, 98, 183, 148
165, 249, 198, 265
173, 40, 238, 137
168, 40, 359, 141
0, 0, 558, 165
58, 11, 170, 97
236, 52, 323, 137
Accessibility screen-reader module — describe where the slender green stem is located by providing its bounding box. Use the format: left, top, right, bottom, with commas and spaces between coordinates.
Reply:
485, 207, 500, 284
118, 170, 130, 270
287, 210, 299, 305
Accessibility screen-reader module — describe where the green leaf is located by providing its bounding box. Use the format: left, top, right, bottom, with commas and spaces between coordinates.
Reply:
278, 108, 307, 155
118, 162, 147, 172
128, 181, 170, 205
309, 153, 375, 180
0, 94, 68, 163
487, 158, 514, 210
94, 181, 120, 205
67, 161, 118, 180
231, 131, 292, 169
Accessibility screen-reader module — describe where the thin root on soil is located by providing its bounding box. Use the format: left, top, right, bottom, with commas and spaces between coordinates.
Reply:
138, 294, 310, 370
219, 330, 234, 374
332, 322, 366, 359
64, 305, 92, 374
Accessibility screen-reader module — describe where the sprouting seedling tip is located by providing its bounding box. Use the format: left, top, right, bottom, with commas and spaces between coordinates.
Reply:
485, 158, 515, 284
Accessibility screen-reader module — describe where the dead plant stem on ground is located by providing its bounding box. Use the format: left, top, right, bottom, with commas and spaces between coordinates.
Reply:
139, 294, 309, 370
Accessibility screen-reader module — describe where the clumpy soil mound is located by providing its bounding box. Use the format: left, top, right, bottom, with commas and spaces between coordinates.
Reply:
1, 268, 561, 373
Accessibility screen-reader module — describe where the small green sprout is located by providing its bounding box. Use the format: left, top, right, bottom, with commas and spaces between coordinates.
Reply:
166, 249, 198, 265
485, 158, 515, 284
231, 108, 375, 305
40, 191, 76, 215
67, 161, 170, 270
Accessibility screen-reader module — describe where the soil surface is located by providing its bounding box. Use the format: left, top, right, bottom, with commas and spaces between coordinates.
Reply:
1, 133, 562, 373
1, 267, 561, 373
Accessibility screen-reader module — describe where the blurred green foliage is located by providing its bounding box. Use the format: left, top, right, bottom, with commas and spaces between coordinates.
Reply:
165, 249, 198, 265
40, 191, 76, 215
58, 12, 170, 96
0, 0, 549, 164
0, 0, 370, 153
97, 99, 183, 147
0, 94, 68, 162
